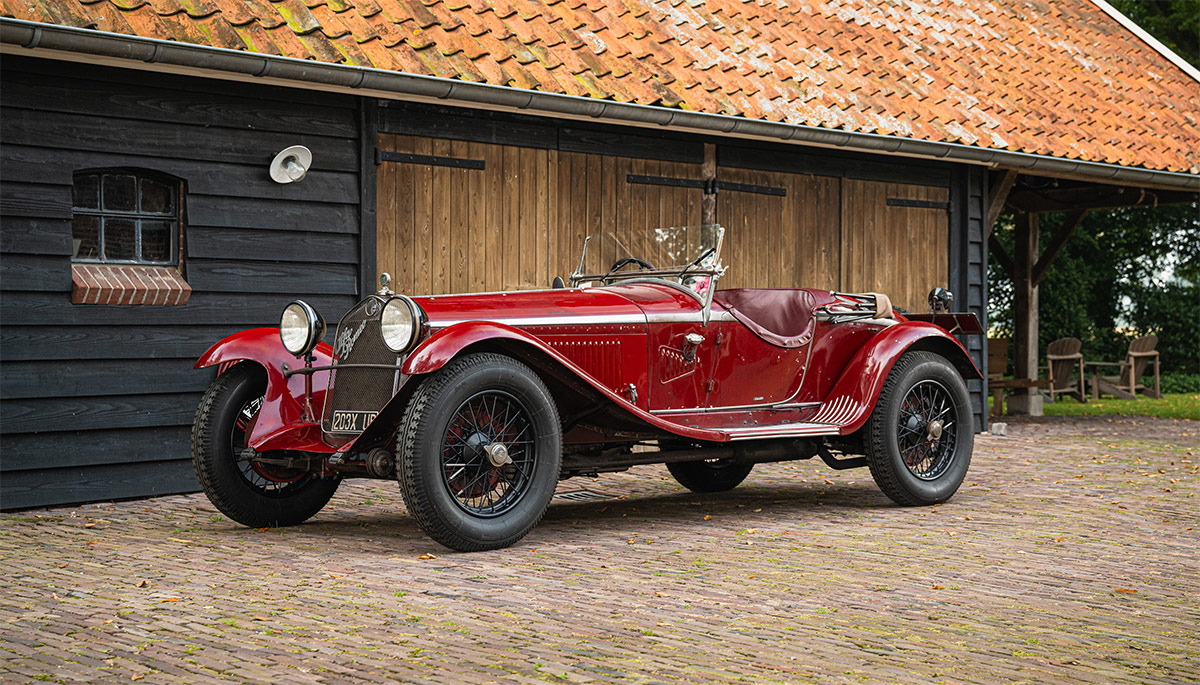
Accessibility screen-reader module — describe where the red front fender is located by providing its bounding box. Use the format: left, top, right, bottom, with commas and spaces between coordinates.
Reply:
351, 321, 728, 446
195, 328, 335, 453
823, 322, 982, 436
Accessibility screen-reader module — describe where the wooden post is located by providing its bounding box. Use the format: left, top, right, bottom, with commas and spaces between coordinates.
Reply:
701, 143, 716, 226
1010, 211, 1042, 415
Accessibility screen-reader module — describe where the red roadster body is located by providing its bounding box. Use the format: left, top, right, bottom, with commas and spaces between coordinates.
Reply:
192, 226, 981, 551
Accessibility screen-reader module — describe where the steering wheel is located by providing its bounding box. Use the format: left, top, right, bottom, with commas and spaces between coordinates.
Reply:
606, 257, 656, 276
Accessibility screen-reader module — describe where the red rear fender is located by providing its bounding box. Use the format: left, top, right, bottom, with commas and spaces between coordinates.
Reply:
823, 322, 982, 436
195, 328, 335, 453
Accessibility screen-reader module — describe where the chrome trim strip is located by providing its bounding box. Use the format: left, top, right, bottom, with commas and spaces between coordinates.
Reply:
652, 400, 820, 416
427, 313, 648, 328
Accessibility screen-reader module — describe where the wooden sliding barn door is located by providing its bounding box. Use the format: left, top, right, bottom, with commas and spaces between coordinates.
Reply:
376, 134, 703, 295
376, 134, 552, 295
840, 179, 949, 312
715, 167, 840, 290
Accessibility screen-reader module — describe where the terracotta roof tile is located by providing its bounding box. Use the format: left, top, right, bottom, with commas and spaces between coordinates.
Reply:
231, 0, 281, 28
8, 0, 1197, 173
208, 0, 255, 24
230, 20, 283, 52
328, 4, 377, 41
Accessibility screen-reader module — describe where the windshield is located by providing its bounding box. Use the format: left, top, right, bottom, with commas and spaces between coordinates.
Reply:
571, 225, 724, 287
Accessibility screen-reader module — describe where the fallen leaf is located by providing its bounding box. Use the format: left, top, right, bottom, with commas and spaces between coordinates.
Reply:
654, 592, 667, 597
703, 515, 713, 521
252, 616, 270, 621
58, 563, 69, 569
160, 597, 179, 603
417, 553, 437, 560
84, 523, 96, 529
1113, 588, 1138, 594
131, 676, 144, 681
931, 585, 946, 590
136, 580, 149, 588
1055, 537, 1065, 542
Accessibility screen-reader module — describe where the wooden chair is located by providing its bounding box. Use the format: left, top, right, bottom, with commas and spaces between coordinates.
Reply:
1086, 334, 1162, 400
1046, 337, 1087, 403
987, 337, 1051, 416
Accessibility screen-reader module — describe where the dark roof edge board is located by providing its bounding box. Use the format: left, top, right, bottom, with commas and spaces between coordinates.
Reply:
2, 19, 1197, 192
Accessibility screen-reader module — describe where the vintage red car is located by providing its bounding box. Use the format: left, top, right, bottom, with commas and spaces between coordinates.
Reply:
192, 225, 981, 551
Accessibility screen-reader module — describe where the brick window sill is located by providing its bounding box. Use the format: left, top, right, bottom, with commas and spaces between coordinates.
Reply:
71, 264, 192, 306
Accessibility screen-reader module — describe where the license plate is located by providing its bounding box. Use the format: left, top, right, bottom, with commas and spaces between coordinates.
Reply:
330, 410, 378, 433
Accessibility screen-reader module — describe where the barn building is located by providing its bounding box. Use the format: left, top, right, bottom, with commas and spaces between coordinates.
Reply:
1, 0, 1197, 509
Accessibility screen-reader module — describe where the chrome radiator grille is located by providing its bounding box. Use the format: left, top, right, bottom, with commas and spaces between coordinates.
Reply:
322, 297, 402, 435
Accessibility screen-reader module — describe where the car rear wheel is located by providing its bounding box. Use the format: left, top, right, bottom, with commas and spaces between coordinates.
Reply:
865, 351, 973, 505
397, 353, 561, 552
667, 459, 753, 493
192, 364, 339, 527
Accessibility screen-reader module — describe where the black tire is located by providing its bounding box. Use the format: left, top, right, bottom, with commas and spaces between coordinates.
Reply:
865, 351, 974, 505
667, 459, 753, 493
397, 353, 561, 552
192, 363, 339, 527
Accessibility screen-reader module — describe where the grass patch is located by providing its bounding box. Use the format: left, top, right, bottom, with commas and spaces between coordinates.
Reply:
1039, 393, 1199, 420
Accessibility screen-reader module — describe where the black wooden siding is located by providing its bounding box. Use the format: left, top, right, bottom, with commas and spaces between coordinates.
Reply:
950, 165, 989, 432
0, 57, 362, 510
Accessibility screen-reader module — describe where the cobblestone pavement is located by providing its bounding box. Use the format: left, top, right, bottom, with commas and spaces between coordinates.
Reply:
2, 416, 1198, 684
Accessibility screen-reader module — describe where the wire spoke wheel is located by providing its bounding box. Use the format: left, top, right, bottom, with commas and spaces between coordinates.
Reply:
230, 394, 312, 496
440, 390, 536, 517
398, 353, 561, 551
192, 364, 338, 528
865, 351, 973, 506
896, 379, 958, 480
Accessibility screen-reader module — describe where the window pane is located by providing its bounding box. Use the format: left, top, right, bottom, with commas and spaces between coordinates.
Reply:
140, 177, 174, 214
141, 220, 173, 262
102, 174, 137, 212
72, 215, 100, 259
104, 218, 136, 260
73, 175, 100, 210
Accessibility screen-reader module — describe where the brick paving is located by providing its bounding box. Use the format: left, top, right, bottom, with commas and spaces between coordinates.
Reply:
2, 416, 1197, 683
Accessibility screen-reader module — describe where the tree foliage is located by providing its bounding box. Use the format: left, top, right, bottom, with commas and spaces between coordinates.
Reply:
1108, 0, 1200, 68
989, 202, 1199, 375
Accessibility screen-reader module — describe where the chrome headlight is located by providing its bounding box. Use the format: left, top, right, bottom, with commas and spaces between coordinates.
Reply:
381, 296, 420, 353
279, 300, 325, 356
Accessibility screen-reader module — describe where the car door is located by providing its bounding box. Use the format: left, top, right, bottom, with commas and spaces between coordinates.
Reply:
704, 310, 811, 409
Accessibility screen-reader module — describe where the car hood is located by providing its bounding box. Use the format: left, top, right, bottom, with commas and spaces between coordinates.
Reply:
412, 287, 648, 328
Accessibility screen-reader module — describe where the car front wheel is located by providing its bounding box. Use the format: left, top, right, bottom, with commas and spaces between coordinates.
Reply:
192, 363, 339, 527
397, 353, 561, 552
865, 351, 973, 505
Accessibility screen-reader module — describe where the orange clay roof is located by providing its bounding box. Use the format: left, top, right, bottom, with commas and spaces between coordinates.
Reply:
3, 0, 1198, 173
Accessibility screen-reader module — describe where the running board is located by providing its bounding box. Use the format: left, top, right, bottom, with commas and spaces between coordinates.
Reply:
721, 422, 841, 440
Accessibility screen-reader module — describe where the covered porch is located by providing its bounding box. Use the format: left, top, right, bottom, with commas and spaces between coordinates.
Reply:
984, 169, 1198, 415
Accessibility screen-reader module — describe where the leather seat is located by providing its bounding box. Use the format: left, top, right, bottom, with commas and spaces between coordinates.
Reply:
713, 288, 835, 348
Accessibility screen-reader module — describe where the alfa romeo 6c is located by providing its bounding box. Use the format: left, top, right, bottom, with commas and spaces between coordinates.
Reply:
192, 225, 981, 551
